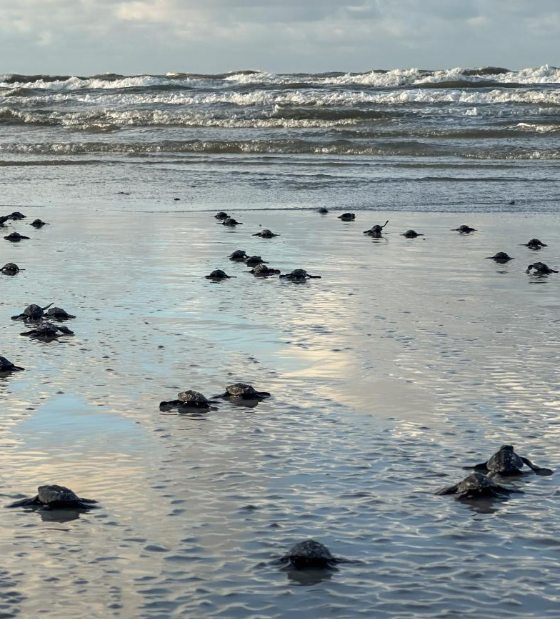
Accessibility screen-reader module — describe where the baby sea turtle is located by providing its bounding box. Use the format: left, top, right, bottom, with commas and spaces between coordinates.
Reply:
7, 485, 97, 511
217, 383, 271, 401
0, 215, 8, 227
338, 213, 355, 221
160, 390, 217, 411
205, 270, 233, 280
245, 255, 267, 267
30, 219, 47, 228
46, 307, 76, 321
7, 212, 26, 220
215, 211, 229, 220
249, 263, 281, 277
487, 252, 514, 263
436, 473, 522, 500
363, 220, 389, 237
229, 250, 248, 261
522, 238, 547, 250
253, 229, 279, 238
1, 263, 22, 275
11, 303, 53, 322
279, 540, 338, 570
402, 230, 423, 238
222, 217, 242, 227
526, 262, 558, 275
317, 208, 329, 214
0, 356, 24, 373
466, 445, 553, 476
4, 232, 30, 242
20, 322, 74, 341
453, 225, 477, 234
280, 269, 321, 281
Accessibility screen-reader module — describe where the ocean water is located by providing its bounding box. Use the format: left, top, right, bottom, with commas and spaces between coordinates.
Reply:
0, 66, 559, 211
1, 68, 560, 619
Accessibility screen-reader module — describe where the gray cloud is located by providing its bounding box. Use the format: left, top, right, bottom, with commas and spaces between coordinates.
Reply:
0, 0, 558, 74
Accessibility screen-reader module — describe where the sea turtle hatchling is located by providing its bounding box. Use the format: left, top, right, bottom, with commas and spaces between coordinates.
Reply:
20, 322, 74, 341
363, 220, 389, 237
280, 269, 321, 281
215, 211, 229, 220
279, 540, 338, 570
465, 445, 553, 476
30, 219, 47, 228
245, 255, 267, 267
216, 383, 271, 401
46, 307, 76, 321
522, 238, 547, 250
4, 232, 30, 242
487, 252, 514, 263
7, 485, 97, 510
526, 262, 558, 275
253, 229, 279, 238
222, 217, 242, 227
338, 213, 355, 221
249, 263, 281, 277
436, 473, 522, 500
317, 208, 329, 214
0, 356, 24, 373
1, 263, 22, 275
7, 212, 26, 220
453, 225, 477, 234
160, 389, 218, 411
229, 250, 248, 261
402, 230, 424, 239
11, 303, 53, 322
205, 270, 233, 280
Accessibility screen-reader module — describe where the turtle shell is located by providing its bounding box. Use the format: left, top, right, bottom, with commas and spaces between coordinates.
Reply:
527, 262, 558, 274
456, 225, 476, 233
224, 383, 270, 400
525, 238, 546, 249
46, 307, 76, 320
255, 229, 277, 238
403, 230, 422, 238
245, 255, 266, 267
455, 473, 510, 497
1, 263, 20, 275
281, 540, 335, 569
31, 219, 47, 228
215, 211, 229, 220
281, 269, 309, 280
317, 208, 329, 214
488, 252, 513, 262
252, 263, 280, 276
4, 232, 30, 241
486, 445, 524, 474
229, 250, 248, 261
338, 213, 355, 221
37, 485, 80, 505
8, 212, 26, 220
23, 304, 45, 319
223, 217, 241, 226
206, 270, 230, 279
178, 390, 210, 406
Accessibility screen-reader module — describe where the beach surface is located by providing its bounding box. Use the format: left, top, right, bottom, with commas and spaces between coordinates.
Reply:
1, 205, 560, 618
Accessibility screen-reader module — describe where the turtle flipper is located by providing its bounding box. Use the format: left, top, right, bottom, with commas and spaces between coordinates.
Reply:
521, 457, 553, 476
435, 483, 459, 495
6, 495, 40, 508
462, 462, 489, 471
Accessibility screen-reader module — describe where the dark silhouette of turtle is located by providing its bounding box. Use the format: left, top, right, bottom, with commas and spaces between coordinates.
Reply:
4, 232, 30, 242
1, 263, 22, 276
20, 322, 74, 342
522, 238, 547, 250
280, 269, 321, 281
7, 485, 97, 511
0, 356, 24, 373
245, 255, 267, 267
526, 262, 558, 275
217, 383, 271, 401
436, 473, 522, 499
279, 540, 338, 570
0, 216, 8, 227
229, 250, 248, 261
30, 219, 47, 228
160, 390, 218, 411
7, 212, 26, 220
11, 303, 53, 322
465, 445, 553, 476
509, 200, 516, 205
338, 213, 355, 221
317, 208, 329, 214
215, 211, 229, 220
253, 229, 279, 238
402, 230, 423, 239
46, 307, 76, 321
205, 270, 233, 280
222, 217, 242, 227
453, 225, 477, 234
249, 263, 281, 277
363, 220, 389, 237
487, 252, 513, 263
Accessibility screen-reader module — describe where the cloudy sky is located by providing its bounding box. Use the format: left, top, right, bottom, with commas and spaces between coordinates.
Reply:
0, 0, 558, 75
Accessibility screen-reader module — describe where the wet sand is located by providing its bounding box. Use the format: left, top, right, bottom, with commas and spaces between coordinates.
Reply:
1, 207, 560, 618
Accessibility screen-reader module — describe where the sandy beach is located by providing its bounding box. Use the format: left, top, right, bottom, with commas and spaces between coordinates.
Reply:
1, 206, 560, 617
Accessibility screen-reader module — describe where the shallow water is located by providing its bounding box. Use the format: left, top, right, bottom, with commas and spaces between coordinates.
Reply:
1, 207, 560, 618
